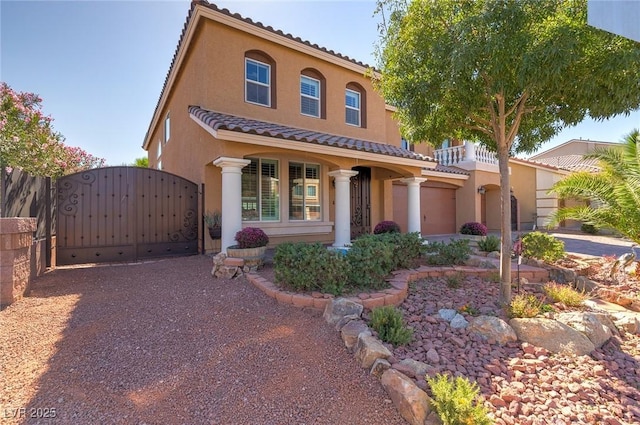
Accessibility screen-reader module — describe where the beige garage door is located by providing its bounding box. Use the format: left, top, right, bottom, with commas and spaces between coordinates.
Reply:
393, 181, 457, 235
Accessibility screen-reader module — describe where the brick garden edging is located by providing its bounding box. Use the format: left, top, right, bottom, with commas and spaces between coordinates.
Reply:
245, 264, 549, 310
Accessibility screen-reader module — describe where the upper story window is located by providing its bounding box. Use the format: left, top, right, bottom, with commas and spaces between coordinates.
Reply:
157, 139, 162, 170
289, 162, 321, 221
300, 76, 320, 117
245, 59, 271, 107
345, 89, 360, 126
401, 138, 409, 150
164, 113, 170, 143
242, 158, 280, 221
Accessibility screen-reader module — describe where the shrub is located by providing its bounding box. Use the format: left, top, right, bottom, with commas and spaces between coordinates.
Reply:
446, 272, 464, 288
346, 234, 396, 290
369, 306, 413, 346
478, 234, 500, 252
378, 232, 427, 269
459, 222, 488, 236
581, 223, 598, 234
521, 231, 565, 263
427, 374, 492, 425
373, 220, 401, 234
544, 282, 587, 307
508, 294, 544, 318
273, 242, 348, 295
425, 239, 471, 265
235, 227, 269, 248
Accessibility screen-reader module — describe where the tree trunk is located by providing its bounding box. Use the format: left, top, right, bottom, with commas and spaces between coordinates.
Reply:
498, 148, 512, 305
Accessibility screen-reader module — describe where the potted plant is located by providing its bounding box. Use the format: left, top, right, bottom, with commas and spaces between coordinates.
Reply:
227, 227, 269, 268
204, 210, 222, 239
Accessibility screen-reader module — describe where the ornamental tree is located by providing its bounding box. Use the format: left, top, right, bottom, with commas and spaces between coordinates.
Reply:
0, 82, 104, 178
373, 0, 640, 304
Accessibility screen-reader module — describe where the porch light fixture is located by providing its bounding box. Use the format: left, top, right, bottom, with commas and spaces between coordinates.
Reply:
477, 186, 486, 195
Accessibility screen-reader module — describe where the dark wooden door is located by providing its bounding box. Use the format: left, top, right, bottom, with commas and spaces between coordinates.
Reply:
350, 166, 371, 239
56, 167, 198, 265
511, 194, 518, 231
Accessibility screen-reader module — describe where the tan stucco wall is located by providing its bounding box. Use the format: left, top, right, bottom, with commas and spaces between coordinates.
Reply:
510, 162, 537, 231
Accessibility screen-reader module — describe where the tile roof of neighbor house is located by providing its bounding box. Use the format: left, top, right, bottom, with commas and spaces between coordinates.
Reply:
529, 155, 602, 172
189, 105, 439, 163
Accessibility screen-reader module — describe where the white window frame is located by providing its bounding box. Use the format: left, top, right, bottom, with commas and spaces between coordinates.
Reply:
164, 113, 170, 143
242, 158, 280, 222
245, 58, 271, 107
345, 89, 361, 126
300, 75, 320, 118
289, 162, 321, 222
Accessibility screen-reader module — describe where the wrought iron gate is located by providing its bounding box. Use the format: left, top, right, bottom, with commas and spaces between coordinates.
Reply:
56, 167, 198, 265
350, 166, 371, 238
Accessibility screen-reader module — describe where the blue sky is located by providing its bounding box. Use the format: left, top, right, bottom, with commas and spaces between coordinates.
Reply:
2, 1, 638, 166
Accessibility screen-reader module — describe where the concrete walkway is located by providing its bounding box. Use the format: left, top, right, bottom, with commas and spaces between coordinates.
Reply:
424, 230, 636, 258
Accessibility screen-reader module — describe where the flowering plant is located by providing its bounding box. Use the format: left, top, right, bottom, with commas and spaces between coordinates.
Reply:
459, 222, 487, 236
235, 227, 269, 248
373, 220, 401, 234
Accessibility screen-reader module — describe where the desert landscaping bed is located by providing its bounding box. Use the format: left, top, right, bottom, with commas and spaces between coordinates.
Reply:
389, 274, 640, 424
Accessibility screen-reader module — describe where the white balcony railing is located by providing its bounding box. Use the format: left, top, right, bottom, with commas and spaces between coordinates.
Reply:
433, 141, 498, 167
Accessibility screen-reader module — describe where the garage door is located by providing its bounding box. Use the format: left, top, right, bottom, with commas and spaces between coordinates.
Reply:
393, 181, 457, 235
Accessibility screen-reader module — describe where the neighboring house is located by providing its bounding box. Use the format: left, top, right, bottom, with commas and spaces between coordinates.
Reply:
142, 1, 576, 252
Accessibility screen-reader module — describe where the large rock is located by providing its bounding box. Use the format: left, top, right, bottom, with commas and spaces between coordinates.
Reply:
556, 312, 613, 348
381, 369, 432, 425
611, 312, 640, 334
340, 319, 371, 351
509, 318, 595, 356
450, 314, 469, 329
397, 358, 430, 380
468, 315, 517, 345
323, 298, 363, 325
354, 334, 392, 369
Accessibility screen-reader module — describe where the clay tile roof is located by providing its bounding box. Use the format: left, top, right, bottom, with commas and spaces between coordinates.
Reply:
531, 155, 602, 172
432, 164, 469, 175
189, 105, 434, 163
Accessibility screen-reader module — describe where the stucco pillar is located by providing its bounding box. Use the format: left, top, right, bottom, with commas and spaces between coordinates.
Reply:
329, 169, 358, 247
401, 177, 427, 234
213, 157, 251, 253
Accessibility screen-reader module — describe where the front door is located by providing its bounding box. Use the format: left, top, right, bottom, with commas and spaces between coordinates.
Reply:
350, 166, 371, 239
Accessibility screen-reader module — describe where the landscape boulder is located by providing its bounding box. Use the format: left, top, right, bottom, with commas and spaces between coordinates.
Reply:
354, 334, 392, 369
468, 315, 517, 345
556, 312, 613, 348
323, 298, 363, 325
509, 318, 595, 356
340, 319, 371, 351
381, 369, 432, 425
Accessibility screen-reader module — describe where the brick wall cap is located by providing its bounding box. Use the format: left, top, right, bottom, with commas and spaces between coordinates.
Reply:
0, 218, 37, 234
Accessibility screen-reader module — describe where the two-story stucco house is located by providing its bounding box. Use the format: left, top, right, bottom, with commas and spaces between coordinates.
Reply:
143, 1, 578, 253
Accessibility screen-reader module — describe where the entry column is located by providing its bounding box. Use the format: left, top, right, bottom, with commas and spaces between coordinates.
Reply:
329, 169, 358, 248
401, 177, 427, 234
213, 157, 251, 253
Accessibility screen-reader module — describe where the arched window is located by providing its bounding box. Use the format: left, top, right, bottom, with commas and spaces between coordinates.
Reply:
300, 68, 326, 119
245, 50, 277, 108
345, 82, 366, 128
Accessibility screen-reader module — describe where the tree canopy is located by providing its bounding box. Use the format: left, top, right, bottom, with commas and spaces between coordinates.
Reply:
0, 82, 105, 178
132, 157, 149, 168
374, 0, 640, 303
550, 129, 640, 243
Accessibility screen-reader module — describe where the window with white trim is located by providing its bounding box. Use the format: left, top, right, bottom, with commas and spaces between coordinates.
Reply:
164, 113, 170, 143
245, 59, 271, 107
289, 163, 321, 221
345, 89, 361, 126
300, 76, 320, 117
242, 158, 279, 221
157, 140, 162, 169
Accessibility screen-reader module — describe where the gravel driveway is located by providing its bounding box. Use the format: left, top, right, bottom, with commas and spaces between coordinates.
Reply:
0, 255, 405, 425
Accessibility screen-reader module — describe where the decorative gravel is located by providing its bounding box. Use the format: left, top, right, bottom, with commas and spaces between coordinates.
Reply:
0, 256, 406, 425
393, 275, 640, 425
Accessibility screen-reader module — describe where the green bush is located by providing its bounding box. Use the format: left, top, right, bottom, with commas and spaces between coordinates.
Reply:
427, 374, 493, 425
521, 231, 565, 263
544, 282, 587, 307
508, 294, 544, 318
581, 223, 598, 234
478, 235, 500, 252
424, 239, 471, 265
369, 306, 413, 346
378, 232, 427, 269
273, 242, 349, 295
346, 234, 396, 290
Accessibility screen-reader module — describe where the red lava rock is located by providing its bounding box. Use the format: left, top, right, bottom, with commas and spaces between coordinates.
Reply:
489, 394, 507, 408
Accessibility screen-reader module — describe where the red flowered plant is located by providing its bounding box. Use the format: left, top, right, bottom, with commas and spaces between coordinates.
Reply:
459, 222, 488, 236
235, 227, 269, 248
373, 220, 401, 234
